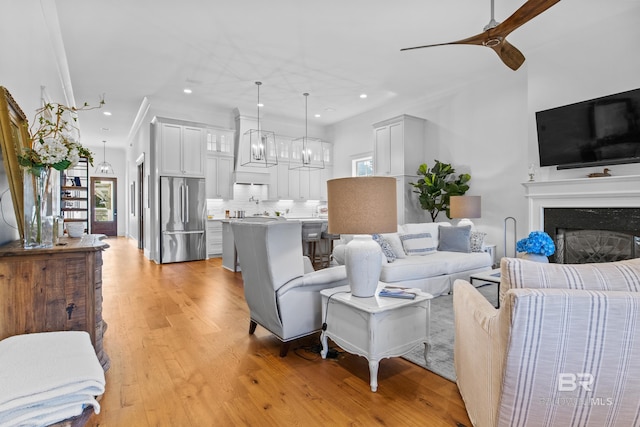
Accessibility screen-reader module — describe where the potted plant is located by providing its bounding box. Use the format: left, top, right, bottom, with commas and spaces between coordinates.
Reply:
409, 160, 471, 222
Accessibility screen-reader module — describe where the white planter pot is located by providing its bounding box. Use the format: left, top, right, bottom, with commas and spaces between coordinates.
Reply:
517, 253, 549, 263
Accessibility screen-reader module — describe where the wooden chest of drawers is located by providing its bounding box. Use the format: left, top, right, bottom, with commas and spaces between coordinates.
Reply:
0, 235, 110, 370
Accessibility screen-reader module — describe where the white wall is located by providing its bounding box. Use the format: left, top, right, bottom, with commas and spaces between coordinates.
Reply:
330, 70, 528, 258
526, 5, 640, 182
0, 1, 70, 244
328, 3, 640, 259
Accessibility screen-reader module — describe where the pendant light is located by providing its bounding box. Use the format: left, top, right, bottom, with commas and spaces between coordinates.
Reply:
290, 92, 324, 170
95, 140, 114, 174
241, 81, 277, 167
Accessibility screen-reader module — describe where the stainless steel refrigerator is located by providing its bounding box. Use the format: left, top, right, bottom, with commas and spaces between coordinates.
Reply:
160, 176, 206, 263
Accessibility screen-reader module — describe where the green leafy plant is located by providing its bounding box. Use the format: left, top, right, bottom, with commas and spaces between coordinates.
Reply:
409, 160, 471, 222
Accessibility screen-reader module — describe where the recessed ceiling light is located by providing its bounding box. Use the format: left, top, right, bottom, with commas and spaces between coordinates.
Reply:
257, 103, 264, 108
314, 114, 321, 118
360, 94, 368, 99
103, 111, 112, 116
183, 88, 192, 94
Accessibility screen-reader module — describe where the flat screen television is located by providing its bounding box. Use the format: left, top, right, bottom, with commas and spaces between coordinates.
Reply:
536, 88, 640, 169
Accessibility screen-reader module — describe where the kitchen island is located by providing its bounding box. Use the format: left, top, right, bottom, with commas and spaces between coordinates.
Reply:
221, 217, 330, 272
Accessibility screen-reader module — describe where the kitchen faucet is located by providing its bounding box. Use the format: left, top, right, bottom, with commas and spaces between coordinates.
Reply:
249, 196, 260, 215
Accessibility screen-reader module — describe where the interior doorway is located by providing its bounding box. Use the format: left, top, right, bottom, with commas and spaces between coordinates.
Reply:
90, 177, 117, 236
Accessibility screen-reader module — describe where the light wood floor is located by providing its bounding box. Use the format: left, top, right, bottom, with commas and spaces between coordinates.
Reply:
90, 237, 472, 427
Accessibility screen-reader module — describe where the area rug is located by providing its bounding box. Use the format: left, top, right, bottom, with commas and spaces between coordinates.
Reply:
401, 283, 498, 382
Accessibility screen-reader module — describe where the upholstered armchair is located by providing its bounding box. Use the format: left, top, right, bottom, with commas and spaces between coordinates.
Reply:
453, 257, 640, 427
231, 219, 348, 356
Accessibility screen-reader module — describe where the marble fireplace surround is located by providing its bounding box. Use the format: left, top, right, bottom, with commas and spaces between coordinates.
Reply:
523, 175, 640, 229
523, 175, 640, 261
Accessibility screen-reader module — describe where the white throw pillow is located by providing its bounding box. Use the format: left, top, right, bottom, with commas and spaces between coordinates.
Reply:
399, 232, 437, 256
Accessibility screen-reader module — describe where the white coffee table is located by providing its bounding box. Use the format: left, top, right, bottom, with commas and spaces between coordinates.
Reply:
320, 284, 432, 392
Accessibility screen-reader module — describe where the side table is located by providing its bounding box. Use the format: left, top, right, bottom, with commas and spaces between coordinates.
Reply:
469, 268, 501, 308
320, 285, 432, 392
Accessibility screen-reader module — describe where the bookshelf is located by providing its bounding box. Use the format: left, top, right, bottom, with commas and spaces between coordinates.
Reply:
60, 157, 89, 233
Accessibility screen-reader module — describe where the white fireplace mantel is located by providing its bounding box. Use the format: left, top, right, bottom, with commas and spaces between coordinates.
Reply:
522, 175, 640, 231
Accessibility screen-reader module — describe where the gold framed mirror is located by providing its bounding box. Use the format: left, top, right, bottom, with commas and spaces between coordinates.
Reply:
0, 86, 30, 239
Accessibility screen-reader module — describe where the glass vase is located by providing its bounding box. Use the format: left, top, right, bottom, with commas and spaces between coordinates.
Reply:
23, 167, 54, 249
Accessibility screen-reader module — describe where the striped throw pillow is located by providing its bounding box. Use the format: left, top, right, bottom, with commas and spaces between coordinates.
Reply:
399, 232, 437, 256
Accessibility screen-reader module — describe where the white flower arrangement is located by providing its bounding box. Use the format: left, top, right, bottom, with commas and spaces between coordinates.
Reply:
18, 101, 101, 174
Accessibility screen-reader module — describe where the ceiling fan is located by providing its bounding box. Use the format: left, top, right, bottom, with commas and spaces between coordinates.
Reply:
401, 0, 561, 70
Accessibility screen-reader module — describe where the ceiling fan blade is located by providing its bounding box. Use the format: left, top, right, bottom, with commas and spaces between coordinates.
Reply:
493, 0, 561, 38
401, 0, 558, 70
489, 39, 526, 70
400, 32, 487, 52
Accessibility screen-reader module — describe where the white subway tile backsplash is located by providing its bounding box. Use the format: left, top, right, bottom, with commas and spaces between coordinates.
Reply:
206, 184, 322, 218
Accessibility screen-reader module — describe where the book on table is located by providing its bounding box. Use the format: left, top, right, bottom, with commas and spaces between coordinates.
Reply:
378, 287, 416, 299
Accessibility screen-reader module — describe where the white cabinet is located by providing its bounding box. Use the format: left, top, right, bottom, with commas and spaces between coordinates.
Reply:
373, 115, 425, 177
157, 120, 206, 177
207, 220, 223, 257
205, 154, 233, 199
269, 139, 332, 201
320, 167, 333, 201
309, 169, 323, 200
275, 166, 301, 201
222, 221, 240, 272
204, 126, 235, 199
205, 127, 234, 155
373, 115, 427, 224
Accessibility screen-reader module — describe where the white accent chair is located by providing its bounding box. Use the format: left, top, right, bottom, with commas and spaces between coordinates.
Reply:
231, 218, 348, 356
454, 257, 640, 427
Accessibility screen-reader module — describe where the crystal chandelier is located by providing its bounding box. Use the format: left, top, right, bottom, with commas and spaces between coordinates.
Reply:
95, 140, 114, 174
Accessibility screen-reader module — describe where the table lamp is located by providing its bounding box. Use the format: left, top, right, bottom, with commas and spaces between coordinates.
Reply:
327, 177, 397, 297
449, 195, 481, 228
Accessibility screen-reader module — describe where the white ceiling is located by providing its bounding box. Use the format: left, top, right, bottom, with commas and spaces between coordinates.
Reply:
46, 0, 639, 148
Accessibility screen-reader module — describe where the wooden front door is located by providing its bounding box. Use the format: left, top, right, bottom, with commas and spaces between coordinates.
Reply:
90, 177, 117, 236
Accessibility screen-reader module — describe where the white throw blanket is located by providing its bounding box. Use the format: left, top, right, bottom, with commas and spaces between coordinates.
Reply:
0, 331, 106, 427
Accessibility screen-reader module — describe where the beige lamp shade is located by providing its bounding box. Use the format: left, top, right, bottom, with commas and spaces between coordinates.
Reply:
327, 177, 397, 235
449, 195, 481, 219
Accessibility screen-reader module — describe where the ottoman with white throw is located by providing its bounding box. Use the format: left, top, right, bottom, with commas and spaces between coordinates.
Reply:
0, 331, 105, 427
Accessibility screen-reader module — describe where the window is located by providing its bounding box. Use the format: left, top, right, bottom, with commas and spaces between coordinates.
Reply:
352, 156, 373, 177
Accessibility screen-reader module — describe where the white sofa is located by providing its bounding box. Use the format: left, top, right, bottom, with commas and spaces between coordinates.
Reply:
332, 222, 492, 297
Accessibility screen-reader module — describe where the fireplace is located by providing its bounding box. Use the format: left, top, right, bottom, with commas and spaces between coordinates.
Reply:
523, 174, 640, 264
544, 208, 640, 263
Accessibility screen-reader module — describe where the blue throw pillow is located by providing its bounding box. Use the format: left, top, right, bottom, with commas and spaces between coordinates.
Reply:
438, 225, 472, 253
372, 234, 396, 262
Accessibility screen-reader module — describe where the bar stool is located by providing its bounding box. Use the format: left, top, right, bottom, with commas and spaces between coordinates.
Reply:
321, 230, 341, 268
301, 222, 323, 269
